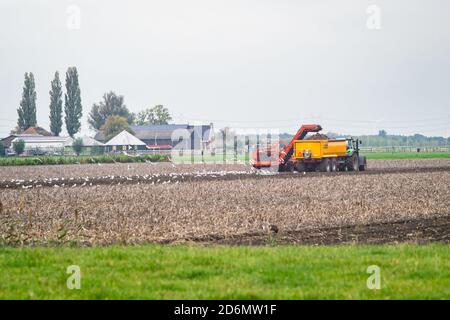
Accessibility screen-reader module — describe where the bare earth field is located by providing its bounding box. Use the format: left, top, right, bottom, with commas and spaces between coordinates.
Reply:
0, 162, 253, 181
0, 159, 449, 246
0, 158, 449, 181
0, 159, 449, 190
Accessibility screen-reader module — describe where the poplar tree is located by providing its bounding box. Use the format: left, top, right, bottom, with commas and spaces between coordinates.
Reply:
49, 71, 63, 136
17, 72, 37, 131
64, 67, 82, 137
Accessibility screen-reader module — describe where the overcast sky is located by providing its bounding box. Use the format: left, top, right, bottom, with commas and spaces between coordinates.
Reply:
0, 0, 449, 137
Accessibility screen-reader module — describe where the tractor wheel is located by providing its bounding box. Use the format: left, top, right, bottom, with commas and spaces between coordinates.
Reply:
352, 155, 359, 171
347, 155, 359, 171
282, 161, 294, 173
331, 159, 337, 172
346, 160, 353, 171
294, 161, 305, 172
359, 156, 367, 171
320, 158, 331, 172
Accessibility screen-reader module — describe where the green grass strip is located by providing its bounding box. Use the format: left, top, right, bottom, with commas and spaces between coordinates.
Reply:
0, 244, 448, 299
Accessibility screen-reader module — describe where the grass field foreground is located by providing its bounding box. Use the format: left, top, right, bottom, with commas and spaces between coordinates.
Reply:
0, 244, 449, 299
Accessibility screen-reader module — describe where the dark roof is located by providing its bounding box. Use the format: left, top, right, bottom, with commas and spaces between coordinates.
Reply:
95, 124, 214, 142
131, 124, 190, 140
1, 135, 16, 148
133, 124, 190, 131
94, 131, 106, 142
191, 125, 214, 140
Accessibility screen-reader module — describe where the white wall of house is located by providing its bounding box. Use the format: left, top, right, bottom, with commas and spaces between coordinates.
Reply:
11, 137, 73, 151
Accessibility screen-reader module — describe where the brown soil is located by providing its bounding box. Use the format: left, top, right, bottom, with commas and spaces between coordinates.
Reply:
306, 133, 329, 140
1, 170, 448, 246
1, 159, 449, 246
183, 216, 450, 245
1, 165, 449, 190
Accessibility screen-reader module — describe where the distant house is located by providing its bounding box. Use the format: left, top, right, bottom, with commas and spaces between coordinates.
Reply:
65, 136, 105, 155
131, 124, 191, 147
105, 130, 147, 152
10, 135, 73, 155
1, 126, 54, 152
95, 123, 214, 150
75, 136, 105, 148
1, 134, 41, 149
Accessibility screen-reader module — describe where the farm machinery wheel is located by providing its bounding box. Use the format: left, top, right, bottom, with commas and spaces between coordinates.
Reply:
359, 155, 367, 171
347, 155, 359, 171
283, 161, 294, 172
294, 161, 306, 172
331, 158, 337, 172
319, 158, 332, 172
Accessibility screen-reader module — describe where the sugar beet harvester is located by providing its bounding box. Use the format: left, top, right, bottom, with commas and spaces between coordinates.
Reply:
251, 124, 367, 172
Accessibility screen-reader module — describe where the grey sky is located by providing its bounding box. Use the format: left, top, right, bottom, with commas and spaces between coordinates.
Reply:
1, 0, 449, 137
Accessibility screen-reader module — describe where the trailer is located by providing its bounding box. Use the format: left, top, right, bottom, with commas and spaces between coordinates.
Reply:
293, 138, 367, 172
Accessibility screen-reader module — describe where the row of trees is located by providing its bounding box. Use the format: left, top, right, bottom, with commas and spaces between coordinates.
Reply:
87, 92, 172, 129
88, 92, 172, 140
281, 130, 450, 147
16, 69, 172, 141
17, 68, 82, 137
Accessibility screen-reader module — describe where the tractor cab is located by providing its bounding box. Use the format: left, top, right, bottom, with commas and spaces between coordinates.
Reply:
346, 138, 356, 156
346, 138, 366, 171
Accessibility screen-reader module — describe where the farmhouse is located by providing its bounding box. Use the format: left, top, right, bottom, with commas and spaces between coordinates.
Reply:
10, 135, 73, 154
105, 130, 147, 152
1, 127, 53, 150
131, 124, 191, 147
65, 136, 105, 155
95, 123, 214, 150
75, 136, 105, 148
1, 134, 40, 149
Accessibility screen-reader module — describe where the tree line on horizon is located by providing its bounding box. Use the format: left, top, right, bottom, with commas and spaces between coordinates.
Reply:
14, 69, 448, 147
278, 130, 450, 148
14, 69, 172, 141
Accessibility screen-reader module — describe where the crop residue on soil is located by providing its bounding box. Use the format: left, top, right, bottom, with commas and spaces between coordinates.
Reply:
0, 160, 449, 246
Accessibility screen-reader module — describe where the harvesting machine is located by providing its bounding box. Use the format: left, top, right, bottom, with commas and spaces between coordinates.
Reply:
251, 124, 367, 172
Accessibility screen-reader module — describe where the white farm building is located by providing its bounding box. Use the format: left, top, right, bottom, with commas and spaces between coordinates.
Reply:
11, 135, 73, 154
105, 130, 146, 152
